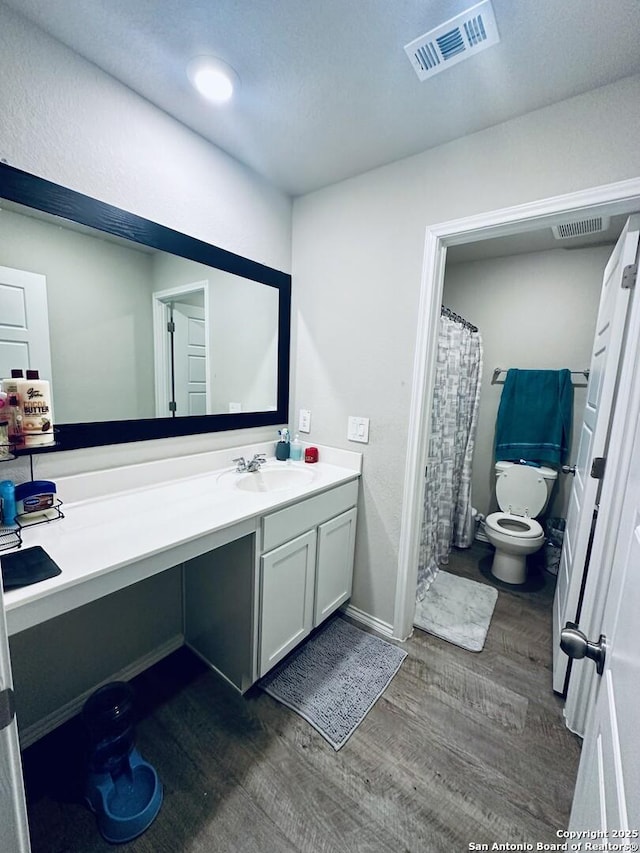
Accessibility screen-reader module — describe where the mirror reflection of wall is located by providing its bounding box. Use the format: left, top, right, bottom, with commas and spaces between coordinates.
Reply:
0, 203, 279, 423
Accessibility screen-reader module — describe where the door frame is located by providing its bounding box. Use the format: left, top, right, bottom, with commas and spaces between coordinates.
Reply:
152, 280, 210, 418
393, 176, 640, 642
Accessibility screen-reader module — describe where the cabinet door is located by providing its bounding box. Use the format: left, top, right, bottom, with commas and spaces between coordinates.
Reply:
314, 508, 357, 627
260, 529, 316, 677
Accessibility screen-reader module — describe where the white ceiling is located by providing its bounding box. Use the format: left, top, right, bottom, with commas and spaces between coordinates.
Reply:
6, 0, 640, 197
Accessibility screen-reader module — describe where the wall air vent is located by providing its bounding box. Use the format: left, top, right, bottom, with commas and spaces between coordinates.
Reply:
404, 0, 500, 81
552, 217, 610, 240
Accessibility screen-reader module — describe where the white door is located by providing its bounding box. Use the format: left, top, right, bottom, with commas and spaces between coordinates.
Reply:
0, 266, 52, 382
552, 216, 640, 695
172, 301, 207, 416
0, 587, 31, 852
568, 362, 640, 831
152, 282, 209, 418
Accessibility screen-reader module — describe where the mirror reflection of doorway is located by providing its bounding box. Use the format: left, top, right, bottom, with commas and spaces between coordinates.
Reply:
169, 299, 207, 416
152, 282, 210, 418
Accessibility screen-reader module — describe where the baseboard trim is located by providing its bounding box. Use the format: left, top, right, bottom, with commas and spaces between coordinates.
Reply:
18, 634, 184, 749
342, 603, 394, 638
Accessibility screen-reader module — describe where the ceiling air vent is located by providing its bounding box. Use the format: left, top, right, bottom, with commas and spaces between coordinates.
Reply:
404, 0, 500, 81
552, 217, 610, 240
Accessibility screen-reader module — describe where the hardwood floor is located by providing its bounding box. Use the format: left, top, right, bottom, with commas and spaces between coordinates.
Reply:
22, 543, 581, 853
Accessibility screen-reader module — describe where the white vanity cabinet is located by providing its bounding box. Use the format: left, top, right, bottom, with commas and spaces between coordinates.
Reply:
259, 479, 358, 676
6, 453, 361, 746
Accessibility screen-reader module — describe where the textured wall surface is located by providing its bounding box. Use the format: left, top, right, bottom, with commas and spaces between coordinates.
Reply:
292, 75, 640, 628
0, 5, 292, 479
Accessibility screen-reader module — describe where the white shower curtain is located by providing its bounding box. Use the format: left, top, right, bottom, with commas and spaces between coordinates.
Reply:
416, 314, 483, 601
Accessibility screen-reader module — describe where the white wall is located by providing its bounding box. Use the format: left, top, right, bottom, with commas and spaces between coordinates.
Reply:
0, 4, 292, 480
443, 246, 611, 522
292, 74, 640, 629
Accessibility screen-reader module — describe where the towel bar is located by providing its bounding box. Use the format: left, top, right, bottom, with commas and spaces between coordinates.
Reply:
492, 368, 589, 384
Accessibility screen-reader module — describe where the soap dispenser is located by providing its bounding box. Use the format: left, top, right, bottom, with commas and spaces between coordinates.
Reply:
290, 434, 303, 461
275, 428, 291, 461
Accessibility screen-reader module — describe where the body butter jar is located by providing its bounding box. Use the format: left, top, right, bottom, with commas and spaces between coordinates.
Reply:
15, 480, 57, 517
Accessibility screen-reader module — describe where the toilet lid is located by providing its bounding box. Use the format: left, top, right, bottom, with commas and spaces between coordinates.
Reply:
496, 465, 548, 517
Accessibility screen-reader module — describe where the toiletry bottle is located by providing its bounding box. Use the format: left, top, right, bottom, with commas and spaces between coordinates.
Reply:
6, 395, 24, 450
0, 422, 9, 461
290, 434, 303, 461
275, 428, 291, 460
1, 369, 24, 400
18, 370, 54, 446
0, 480, 17, 528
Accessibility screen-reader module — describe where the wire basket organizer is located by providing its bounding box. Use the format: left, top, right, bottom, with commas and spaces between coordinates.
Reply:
0, 500, 64, 552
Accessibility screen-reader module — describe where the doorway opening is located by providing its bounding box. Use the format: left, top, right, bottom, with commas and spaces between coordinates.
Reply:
394, 177, 640, 646
152, 281, 210, 418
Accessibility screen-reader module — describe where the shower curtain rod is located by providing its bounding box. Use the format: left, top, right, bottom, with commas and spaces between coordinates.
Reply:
440, 305, 478, 332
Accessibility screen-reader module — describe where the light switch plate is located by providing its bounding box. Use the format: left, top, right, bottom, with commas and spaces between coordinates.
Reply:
347, 416, 370, 443
298, 409, 311, 433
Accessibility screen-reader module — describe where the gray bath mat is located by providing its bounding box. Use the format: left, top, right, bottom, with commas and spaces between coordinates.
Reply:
260, 617, 407, 750
414, 570, 498, 652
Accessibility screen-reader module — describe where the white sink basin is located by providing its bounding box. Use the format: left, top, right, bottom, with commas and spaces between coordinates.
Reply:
223, 466, 316, 493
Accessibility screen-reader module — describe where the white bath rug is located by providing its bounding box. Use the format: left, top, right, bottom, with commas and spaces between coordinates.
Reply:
414, 571, 498, 652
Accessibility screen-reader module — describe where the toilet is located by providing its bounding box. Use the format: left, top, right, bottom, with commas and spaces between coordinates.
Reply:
484, 461, 557, 585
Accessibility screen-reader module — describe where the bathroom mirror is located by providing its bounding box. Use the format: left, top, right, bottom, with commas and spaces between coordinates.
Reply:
0, 163, 290, 451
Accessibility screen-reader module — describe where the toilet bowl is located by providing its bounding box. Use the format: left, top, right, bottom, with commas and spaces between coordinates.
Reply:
485, 462, 557, 584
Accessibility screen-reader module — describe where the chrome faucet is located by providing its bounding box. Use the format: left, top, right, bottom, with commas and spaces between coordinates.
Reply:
246, 453, 266, 472
232, 456, 247, 472
233, 454, 266, 473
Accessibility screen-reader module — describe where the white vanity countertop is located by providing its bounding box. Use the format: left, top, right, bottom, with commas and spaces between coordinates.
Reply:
3, 443, 361, 635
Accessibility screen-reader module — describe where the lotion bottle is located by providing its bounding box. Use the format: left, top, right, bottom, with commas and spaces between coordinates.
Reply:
1, 369, 24, 400
18, 370, 54, 446
6, 395, 24, 450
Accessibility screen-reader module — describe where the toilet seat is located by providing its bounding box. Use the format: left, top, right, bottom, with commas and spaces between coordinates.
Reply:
485, 463, 551, 585
484, 512, 543, 539
495, 464, 548, 519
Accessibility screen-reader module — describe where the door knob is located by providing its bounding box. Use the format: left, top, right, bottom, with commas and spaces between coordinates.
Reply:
561, 464, 576, 475
560, 622, 607, 675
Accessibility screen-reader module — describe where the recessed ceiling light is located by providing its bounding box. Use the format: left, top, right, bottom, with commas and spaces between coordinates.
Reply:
187, 56, 239, 104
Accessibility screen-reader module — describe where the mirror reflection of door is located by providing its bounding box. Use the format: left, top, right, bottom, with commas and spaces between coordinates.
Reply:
0, 265, 53, 392
153, 282, 210, 418
170, 299, 207, 416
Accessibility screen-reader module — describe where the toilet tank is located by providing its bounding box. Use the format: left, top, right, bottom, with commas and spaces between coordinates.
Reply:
495, 461, 558, 514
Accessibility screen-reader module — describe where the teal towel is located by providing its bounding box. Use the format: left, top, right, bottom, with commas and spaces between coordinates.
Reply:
495, 369, 573, 465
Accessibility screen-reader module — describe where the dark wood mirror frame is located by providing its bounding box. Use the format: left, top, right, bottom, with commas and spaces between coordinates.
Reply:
0, 162, 291, 452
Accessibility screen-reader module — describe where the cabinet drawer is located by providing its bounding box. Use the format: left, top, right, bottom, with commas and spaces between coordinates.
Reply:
262, 479, 358, 553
